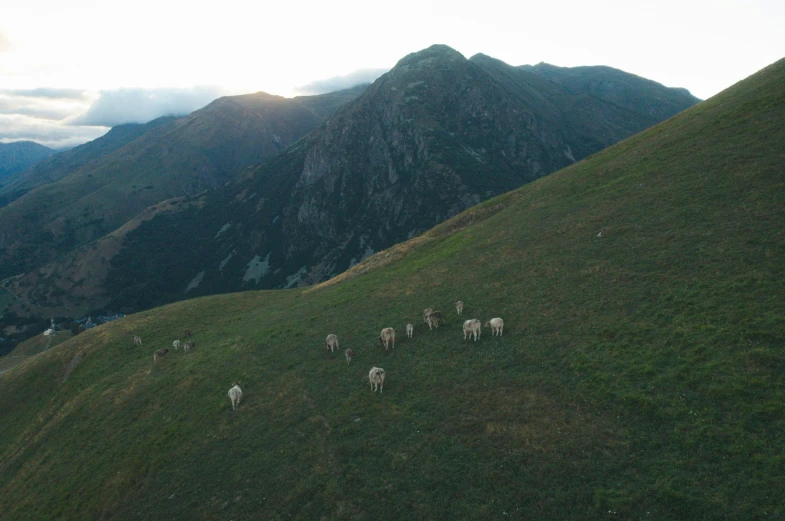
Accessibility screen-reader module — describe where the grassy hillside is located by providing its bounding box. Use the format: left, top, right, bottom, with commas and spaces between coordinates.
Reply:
0, 332, 73, 374
0, 58, 783, 520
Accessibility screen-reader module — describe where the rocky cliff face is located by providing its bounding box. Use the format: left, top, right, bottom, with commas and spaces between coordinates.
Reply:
89, 45, 699, 311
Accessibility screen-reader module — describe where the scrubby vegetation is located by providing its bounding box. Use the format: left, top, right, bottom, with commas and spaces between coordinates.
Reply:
0, 59, 783, 520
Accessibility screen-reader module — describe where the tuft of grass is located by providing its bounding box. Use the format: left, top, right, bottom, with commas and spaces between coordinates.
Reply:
1, 59, 784, 520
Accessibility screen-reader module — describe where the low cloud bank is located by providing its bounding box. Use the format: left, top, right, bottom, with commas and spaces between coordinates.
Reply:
70, 86, 227, 127
0, 86, 227, 148
0, 114, 107, 149
295, 68, 388, 95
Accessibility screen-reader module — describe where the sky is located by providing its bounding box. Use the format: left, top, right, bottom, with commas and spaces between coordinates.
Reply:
1, 0, 783, 148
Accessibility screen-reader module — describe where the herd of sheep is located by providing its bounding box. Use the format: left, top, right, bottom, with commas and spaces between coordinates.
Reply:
135, 302, 503, 409
323, 301, 503, 398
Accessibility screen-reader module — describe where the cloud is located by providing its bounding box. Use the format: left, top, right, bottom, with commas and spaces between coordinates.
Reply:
0, 86, 227, 148
294, 68, 388, 95
0, 114, 107, 149
0, 102, 74, 121
70, 86, 227, 127
1, 88, 88, 100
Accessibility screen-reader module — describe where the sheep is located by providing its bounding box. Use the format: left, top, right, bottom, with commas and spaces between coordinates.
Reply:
153, 348, 169, 362
406, 323, 414, 338
228, 384, 243, 410
184, 329, 192, 337
369, 367, 386, 393
379, 327, 395, 351
325, 334, 339, 354
455, 300, 464, 315
133, 335, 143, 346
345, 348, 355, 364
184, 341, 195, 353
484, 317, 504, 336
172, 340, 181, 351
422, 308, 433, 324
463, 319, 482, 341
426, 311, 443, 330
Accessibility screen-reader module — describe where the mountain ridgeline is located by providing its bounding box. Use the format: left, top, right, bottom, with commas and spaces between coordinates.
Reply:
0, 141, 54, 187
98, 45, 699, 310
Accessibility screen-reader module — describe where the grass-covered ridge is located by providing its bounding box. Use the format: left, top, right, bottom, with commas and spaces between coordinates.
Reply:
1, 58, 783, 520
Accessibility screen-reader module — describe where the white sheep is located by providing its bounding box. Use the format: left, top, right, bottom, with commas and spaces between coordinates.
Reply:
325, 334, 339, 353
345, 348, 355, 364
369, 367, 386, 393
172, 340, 181, 351
422, 308, 433, 324
379, 327, 395, 351
463, 319, 482, 341
133, 335, 143, 346
455, 300, 464, 315
406, 323, 414, 338
484, 318, 504, 336
228, 384, 243, 410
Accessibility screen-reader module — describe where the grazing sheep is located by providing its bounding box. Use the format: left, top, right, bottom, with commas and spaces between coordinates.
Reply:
228, 384, 243, 410
379, 327, 395, 351
455, 300, 464, 315
369, 367, 386, 393
133, 335, 143, 346
426, 311, 443, 330
422, 308, 433, 324
345, 348, 355, 364
463, 319, 482, 341
185, 329, 192, 337
153, 348, 169, 362
172, 340, 181, 350
183, 341, 195, 353
406, 323, 414, 338
484, 317, 504, 336
325, 334, 339, 354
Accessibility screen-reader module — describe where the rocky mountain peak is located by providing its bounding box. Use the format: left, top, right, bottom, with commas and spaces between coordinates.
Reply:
393, 44, 466, 69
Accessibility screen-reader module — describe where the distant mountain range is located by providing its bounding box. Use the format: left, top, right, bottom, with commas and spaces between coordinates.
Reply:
0, 45, 699, 314
0, 141, 54, 186
0, 86, 367, 281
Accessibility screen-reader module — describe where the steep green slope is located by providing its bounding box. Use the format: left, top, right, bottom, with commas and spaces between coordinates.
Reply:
0, 58, 783, 520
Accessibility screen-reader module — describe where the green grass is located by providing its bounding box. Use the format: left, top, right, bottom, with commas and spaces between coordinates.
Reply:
1, 59, 784, 520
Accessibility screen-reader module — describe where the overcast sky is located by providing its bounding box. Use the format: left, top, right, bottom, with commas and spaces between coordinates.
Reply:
1, 0, 783, 148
